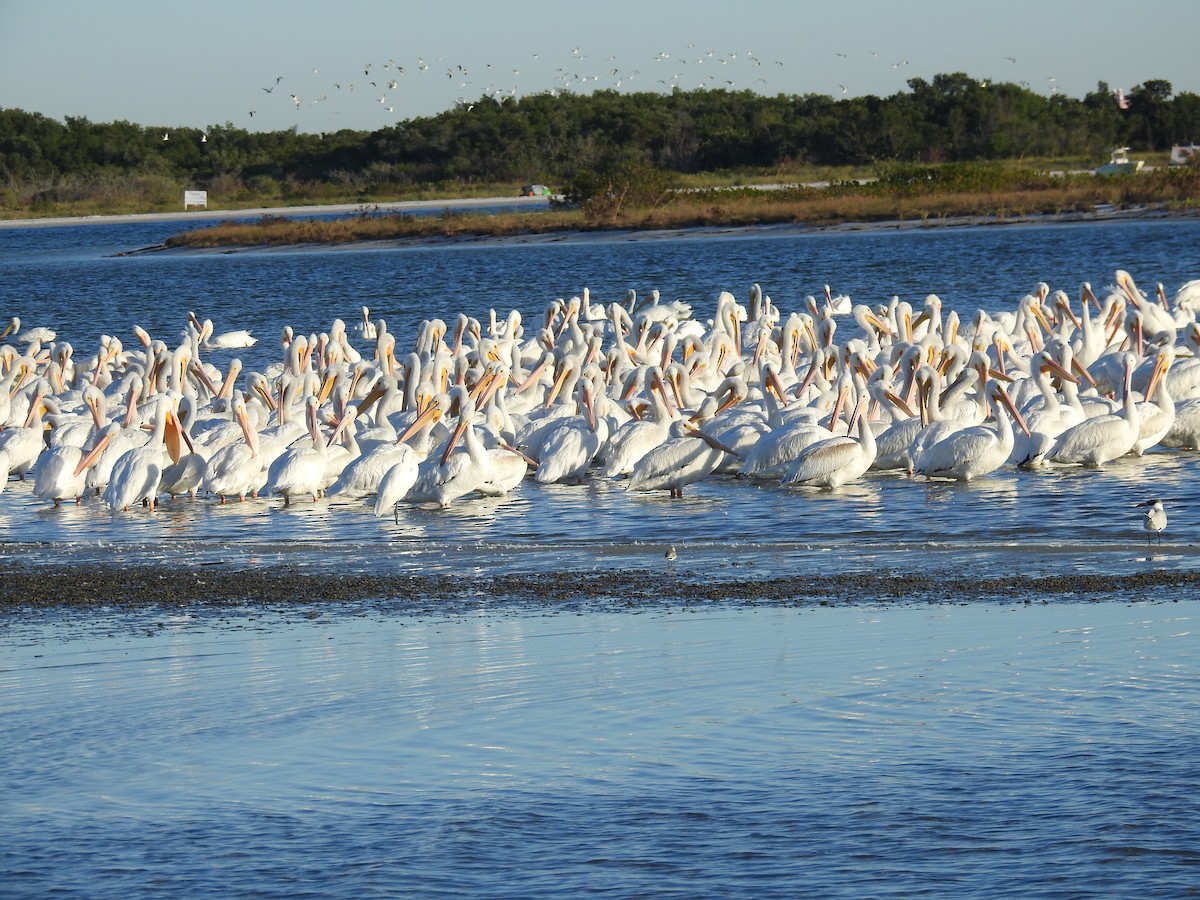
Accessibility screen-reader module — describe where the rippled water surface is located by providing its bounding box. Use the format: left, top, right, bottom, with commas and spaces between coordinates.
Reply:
3, 216, 1200, 896
3, 602, 1198, 897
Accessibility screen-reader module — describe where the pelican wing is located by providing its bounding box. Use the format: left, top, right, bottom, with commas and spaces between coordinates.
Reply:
628, 437, 714, 492
783, 436, 864, 486
1050, 415, 1137, 465
535, 421, 602, 483
739, 425, 830, 477
916, 426, 1004, 481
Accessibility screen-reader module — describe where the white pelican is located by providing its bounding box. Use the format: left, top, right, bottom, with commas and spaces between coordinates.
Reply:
1161, 396, 1200, 449
534, 379, 607, 484
104, 397, 171, 511
193, 315, 257, 350
782, 395, 878, 488
407, 387, 493, 508
33, 422, 120, 506
1009, 349, 1085, 465
267, 396, 331, 505
317, 405, 361, 493
599, 367, 676, 477
1049, 353, 1140, 466
1170, 280, 1200, 315
737, 367, 837, 479
356, 306, 378, 341
823, 284, 853, 316
627, 419, 736, 498
0, 378, 50, 479
914, 381, 1029, 481
84, 415, 140, 496
478, 443, 534, 497
1132, 346, 1175, 455
46, 384, 107, 449
908, 361, 990, 472
1116, 270, 1175, 347
330, 396, 443, 499
199, 394, 263, 502
1, 317, 57, 345
158, 424, 207, 500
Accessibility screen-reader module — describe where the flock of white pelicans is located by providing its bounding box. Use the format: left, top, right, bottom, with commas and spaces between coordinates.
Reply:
2, 269, 1200, 518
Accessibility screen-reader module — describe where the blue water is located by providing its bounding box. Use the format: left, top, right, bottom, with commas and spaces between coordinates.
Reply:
2, 602, 1197, 897
2, 214, 1200, 897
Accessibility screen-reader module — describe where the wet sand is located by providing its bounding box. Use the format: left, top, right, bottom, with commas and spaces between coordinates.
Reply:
2, 563, 1194, 615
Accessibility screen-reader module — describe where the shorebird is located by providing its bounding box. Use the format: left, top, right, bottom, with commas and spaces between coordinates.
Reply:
1141, 499, 1167, 544
665, 545, 677, 562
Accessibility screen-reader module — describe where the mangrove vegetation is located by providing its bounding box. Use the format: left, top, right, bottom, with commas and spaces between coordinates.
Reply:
2, 73, 1198, 226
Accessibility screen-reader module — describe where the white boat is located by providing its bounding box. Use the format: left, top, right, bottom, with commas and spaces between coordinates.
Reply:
1094, 147, 1144, 175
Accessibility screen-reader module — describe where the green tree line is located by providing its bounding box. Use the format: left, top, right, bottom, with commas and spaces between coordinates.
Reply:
2, 73, 1198, 209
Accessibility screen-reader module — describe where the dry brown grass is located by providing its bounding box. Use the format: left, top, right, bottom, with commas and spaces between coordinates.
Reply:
165, 174, 1200, 249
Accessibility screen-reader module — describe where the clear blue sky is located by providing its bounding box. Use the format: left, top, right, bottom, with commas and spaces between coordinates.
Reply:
2, 0, 1197, 135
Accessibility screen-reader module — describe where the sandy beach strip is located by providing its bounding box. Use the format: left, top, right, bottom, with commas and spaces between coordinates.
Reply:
0, 195, 551, 230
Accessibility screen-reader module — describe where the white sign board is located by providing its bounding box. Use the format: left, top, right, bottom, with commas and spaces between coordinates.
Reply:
183, 190, 208, 209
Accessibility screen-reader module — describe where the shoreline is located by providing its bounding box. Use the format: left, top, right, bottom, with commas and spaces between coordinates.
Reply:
2, 564, 1196, 614
113, 204, 1199, 257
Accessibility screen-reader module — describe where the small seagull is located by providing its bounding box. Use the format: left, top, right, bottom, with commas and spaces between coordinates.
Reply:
665, 545, 678, 562
1141, 499, 1167, 544
161, 132, 169, 141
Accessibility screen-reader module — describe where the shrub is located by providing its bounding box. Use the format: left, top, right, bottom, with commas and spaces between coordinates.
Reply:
561, 163, 680, 221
